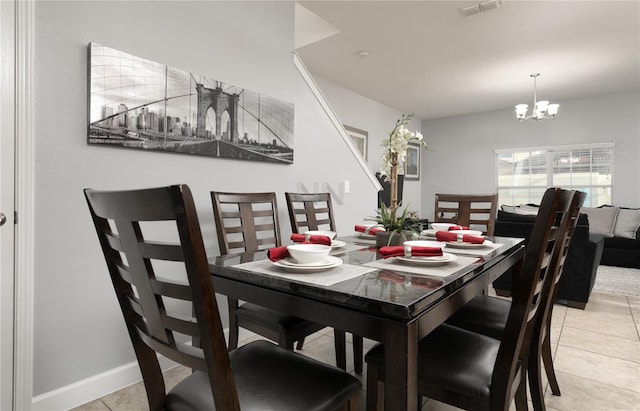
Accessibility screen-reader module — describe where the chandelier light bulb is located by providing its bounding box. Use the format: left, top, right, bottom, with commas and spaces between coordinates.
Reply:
515, 73, 559, 122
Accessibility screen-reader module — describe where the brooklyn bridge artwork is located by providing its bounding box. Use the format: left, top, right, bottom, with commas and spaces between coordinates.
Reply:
88, 43, 294, 164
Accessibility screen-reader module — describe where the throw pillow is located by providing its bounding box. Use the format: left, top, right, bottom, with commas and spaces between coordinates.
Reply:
613, 208, 640, 239
580, 207, 620, 238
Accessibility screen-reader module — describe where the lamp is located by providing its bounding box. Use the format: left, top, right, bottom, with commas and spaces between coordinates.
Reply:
515, 73, 559, 122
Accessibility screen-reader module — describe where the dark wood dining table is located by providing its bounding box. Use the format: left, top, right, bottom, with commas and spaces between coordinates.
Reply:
209, 234, 525, 410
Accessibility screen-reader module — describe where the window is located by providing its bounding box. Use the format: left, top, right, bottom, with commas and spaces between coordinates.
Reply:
495, 143, 614, 207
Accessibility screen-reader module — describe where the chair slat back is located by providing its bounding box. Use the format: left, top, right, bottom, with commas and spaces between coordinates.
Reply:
535, 190, 587, 349
490, 187, 575, 409
85, 185, 240, 411
211, 192, 281, 254
285, 192, 336, 233
434, 193, 498, 235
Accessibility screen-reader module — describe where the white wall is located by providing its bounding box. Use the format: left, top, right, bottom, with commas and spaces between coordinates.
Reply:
33, 0, 377, 403
421, 91, 640, 219
313, 76, 424, 216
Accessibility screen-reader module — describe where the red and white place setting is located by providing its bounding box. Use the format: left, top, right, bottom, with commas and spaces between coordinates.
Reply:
362, 240, 479, 277
432, 230, 505, 256
231, 242, 376, 286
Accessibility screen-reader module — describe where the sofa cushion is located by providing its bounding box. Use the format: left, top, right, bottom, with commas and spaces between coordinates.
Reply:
612, 208, 640, 239
581, 206, 619, 238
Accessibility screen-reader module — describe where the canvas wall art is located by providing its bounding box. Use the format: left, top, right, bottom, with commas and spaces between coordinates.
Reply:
88, 43, 294, 164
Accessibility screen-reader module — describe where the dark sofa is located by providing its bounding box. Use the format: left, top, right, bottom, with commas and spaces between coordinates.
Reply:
590, 205, 640, 268
492, 210, 604, 309
600, 234, 640, 268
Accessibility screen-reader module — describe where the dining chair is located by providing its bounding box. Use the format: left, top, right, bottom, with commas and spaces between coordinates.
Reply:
445, 190, 586, 411
434, 193, 498, 236
211, 191, 326, 353
285, 191, 337, 233
365, 187, 575, 411
285, 191, 364, 374
84, 184, 361, 411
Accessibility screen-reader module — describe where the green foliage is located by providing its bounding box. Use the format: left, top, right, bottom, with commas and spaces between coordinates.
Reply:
369, 202, 423, 235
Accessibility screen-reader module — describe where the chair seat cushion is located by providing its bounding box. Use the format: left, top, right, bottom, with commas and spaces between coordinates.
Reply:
166, 340, 361, 411
365, 324, 499, 402
237, 302, 321, 331
445, 295, 510, 339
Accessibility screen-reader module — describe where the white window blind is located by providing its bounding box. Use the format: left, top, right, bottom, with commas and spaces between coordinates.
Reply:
495, 143, 614, 207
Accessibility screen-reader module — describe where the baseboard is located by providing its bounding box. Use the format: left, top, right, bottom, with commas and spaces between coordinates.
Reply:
31, 328, 258, 411
31, 355, 179, 411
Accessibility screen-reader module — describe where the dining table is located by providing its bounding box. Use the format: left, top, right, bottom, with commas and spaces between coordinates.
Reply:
209, 233, 525, 410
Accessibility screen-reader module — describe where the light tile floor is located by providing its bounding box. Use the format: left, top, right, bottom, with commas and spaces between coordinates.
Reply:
72, 290, 640, 411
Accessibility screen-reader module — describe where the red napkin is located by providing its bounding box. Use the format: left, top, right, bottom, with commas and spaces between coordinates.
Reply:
354, 225, 385, 235
290, 233, 332, 246
267, 246, 290, 262
379, 245, 443, 259
435, 231, 484, 244
448, 225, 469, 231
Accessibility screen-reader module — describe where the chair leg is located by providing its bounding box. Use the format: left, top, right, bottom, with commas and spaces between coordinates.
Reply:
515, 371, 528, 411
279, 334, 296, 350
365, 361, 382, 411
353, 335, 364, 374
227, 299, 239, 351
542, 330, 561, 396
528, 349, 546, 411
296, 338, 305, 350
347, 392, 360, 411
334, 329, 347, 370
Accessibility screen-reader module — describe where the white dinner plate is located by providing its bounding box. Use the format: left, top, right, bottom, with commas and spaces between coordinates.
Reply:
403, 240, 445, 249
445, 240, 493, 249
331, 240, 347, 248
272, 256, 343, 272
397, 252, 457, 266
420, 229, 436, 237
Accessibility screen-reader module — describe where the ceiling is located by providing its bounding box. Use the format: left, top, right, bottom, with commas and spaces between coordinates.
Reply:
295, 1, 640, 120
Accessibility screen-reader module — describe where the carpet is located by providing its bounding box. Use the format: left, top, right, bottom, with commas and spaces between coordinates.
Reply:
593, 265, 640, 297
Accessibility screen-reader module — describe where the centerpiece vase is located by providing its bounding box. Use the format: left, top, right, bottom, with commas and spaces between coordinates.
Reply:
375, 230, 416, 247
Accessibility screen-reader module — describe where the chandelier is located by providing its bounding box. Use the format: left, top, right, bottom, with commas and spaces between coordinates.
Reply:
515, 73, 559, 122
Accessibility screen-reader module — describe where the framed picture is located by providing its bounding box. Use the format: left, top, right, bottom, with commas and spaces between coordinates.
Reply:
87, 43, 294, 164
344, 125, 368, 160
404, 142, 420, 180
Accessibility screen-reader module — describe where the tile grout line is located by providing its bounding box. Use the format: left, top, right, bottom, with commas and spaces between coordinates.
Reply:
626, 295, 640, 341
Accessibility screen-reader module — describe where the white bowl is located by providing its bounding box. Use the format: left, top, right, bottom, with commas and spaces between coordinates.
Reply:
404, 240, 445, 249
431, 223, 456, 231
304, 230, 337, 240
286, 244, 331, 264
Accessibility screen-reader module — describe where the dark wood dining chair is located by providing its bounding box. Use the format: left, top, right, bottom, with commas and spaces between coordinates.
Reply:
211, 191, 326, 353
285, 192, 364, 374
434, 193, 498, 235
365, 187, 575, 411
445, 190, 586, 410
285, 191, 337, 233
84, 184, 361, 411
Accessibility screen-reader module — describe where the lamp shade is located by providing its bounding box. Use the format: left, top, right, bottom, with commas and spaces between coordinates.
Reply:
547, 104, 559, 116
515, 104, 528, 118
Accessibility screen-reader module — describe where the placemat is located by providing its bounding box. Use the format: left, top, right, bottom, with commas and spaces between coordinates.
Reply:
232, 259, 376, 286
442, 241, 504, 257
364, 255, 479, 277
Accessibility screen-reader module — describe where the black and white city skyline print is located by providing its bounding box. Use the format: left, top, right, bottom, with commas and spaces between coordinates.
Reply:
88, 43, 295, 164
